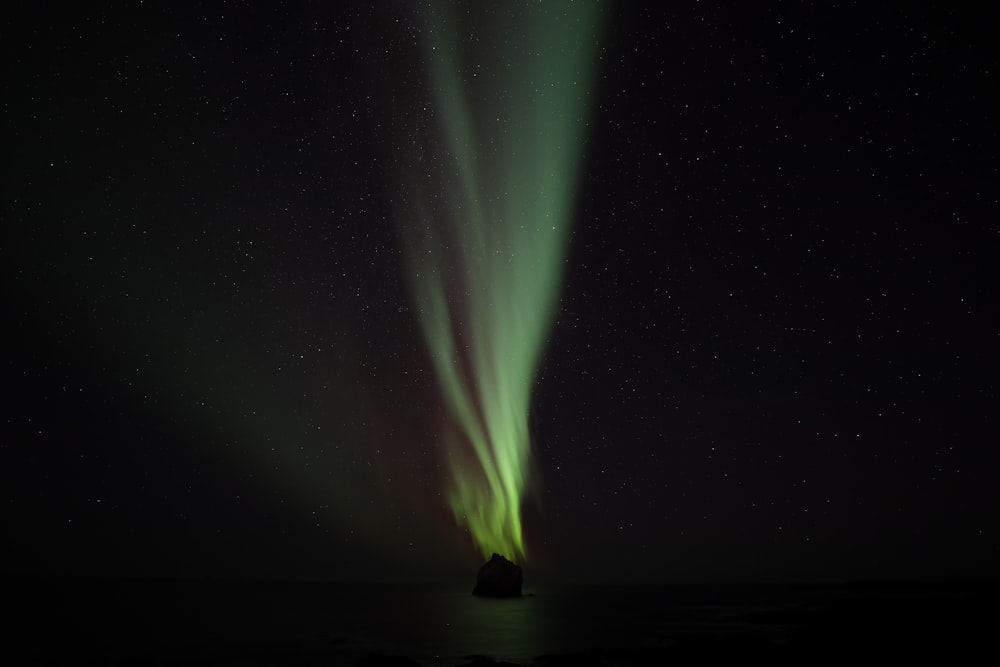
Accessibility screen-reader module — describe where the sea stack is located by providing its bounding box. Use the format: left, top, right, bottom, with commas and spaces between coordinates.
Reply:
472, 553, 523, 597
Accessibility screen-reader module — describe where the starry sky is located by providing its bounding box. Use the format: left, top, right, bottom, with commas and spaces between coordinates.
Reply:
3, 2, 996, 584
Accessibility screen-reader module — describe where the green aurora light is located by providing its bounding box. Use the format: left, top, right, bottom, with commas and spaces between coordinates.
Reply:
400, 2, 602, 562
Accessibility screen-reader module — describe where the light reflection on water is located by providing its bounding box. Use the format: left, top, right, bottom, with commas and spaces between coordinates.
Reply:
340, 583, 805, 664
432, 590, 556, 663
355, 585, 676, 664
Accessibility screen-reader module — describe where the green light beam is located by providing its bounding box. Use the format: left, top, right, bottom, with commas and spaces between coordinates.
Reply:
401, 1, 602, 562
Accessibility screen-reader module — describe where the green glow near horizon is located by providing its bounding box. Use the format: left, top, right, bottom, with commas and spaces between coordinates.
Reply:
402, 2, 602, 562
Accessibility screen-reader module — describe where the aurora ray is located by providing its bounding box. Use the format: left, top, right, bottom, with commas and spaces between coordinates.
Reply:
399, 2, 602, 562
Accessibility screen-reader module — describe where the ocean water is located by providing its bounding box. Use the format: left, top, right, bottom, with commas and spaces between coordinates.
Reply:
4, 576, 995, 665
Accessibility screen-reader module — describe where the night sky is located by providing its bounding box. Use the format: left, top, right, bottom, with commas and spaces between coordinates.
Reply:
3, 2, 996, 585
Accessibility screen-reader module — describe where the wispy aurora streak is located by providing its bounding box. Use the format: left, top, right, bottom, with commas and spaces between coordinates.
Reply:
401, 2, 602, 562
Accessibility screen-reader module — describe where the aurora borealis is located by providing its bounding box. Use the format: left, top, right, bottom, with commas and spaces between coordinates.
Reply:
3, 1, 996, 589
399, 2, 602, 561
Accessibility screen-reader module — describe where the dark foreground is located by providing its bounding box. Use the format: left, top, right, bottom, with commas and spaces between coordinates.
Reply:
3, 576, 996, 666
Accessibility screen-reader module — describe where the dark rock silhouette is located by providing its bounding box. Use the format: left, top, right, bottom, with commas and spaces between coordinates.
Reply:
472, 553, 523, 597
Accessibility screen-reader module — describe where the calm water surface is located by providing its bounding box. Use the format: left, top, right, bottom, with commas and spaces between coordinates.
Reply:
6, 577, 994, 666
